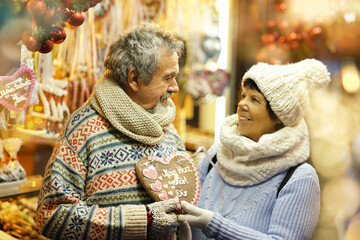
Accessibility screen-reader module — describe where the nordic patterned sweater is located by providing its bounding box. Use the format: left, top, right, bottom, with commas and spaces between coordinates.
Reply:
35, 103, 186, 240
192, 144, 321, 240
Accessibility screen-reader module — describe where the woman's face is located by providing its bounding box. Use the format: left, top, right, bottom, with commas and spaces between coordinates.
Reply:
237, 85, 280, 142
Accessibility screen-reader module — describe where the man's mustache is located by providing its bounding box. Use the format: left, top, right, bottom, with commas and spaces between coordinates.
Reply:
160, 92, 173, 101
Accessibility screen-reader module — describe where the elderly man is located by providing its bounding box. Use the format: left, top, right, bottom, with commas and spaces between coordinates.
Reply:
36, 23, 186, 240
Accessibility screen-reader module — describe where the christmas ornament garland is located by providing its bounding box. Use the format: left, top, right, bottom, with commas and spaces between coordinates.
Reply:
22, 0, 103, 53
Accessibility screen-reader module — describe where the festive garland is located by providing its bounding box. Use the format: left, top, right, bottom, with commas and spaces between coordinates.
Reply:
21, 0, 103, 53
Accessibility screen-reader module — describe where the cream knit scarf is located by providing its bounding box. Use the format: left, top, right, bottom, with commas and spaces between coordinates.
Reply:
89, 72, 176, 145
217, 114, 310, 186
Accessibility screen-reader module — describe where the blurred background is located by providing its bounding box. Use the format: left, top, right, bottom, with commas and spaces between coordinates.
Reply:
0, 0, 360, 239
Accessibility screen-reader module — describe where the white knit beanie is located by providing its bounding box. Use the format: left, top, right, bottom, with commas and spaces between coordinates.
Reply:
242, 58, 331, 127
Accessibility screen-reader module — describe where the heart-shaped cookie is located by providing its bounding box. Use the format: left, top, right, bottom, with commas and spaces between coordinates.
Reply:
0, 65, 35, 111
136, 151, 201, 205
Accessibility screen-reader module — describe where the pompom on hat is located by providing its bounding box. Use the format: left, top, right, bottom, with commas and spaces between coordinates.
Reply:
242, 58, 331, 127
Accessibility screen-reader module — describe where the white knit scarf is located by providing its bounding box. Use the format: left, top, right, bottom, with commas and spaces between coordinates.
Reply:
217, 114, 310, 186
89, 72, 176, 145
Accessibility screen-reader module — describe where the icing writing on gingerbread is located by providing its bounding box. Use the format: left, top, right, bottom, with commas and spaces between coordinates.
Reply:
176, 189, 188, 197
162, 169, 177, 178
176, 166, 191, 174
161, 165, 193, 189
168, 176, 189, 188
162, 166, 193, 178
0, 78, 31, 98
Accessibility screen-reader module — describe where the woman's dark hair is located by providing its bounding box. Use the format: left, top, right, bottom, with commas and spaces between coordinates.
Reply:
242, 78, 284, 129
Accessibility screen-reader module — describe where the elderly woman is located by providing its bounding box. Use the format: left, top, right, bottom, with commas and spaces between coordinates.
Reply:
180, 59, 331, 240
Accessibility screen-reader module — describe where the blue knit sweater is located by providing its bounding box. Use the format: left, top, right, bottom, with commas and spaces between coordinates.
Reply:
192, 144, 320, 240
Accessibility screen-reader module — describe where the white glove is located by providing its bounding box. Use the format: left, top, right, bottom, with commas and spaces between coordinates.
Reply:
146, 198, 180, 238
178, 215, 192, 240
180, 201, 214, 229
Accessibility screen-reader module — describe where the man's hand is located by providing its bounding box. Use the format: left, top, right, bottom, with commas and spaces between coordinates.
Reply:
179, 201, 214, 229
146, 198, 180, 238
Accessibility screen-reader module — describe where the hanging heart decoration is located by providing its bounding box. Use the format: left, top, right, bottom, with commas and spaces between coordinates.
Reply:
136, 151, 201, 205
204, 69, 229, 96
0, 65, 36, 111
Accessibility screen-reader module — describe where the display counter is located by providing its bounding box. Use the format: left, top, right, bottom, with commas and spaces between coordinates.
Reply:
0, 175, 47, 239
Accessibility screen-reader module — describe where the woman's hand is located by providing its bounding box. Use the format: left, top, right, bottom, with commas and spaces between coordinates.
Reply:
179, 201, 214, 229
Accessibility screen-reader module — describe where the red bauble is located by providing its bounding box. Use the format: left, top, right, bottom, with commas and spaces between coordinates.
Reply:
39, 40, 54, 54
57, 7, 74, 22
68, 12, 85, 27
93, 0, 103, 3
44, 9, 59, 25
27, 0, 47, 17
49, 25, 67, 44
22, 31, 42, 52
82, 5, 90, 12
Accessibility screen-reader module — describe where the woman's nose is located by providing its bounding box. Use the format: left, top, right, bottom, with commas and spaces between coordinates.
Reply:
238, 101, 248, 111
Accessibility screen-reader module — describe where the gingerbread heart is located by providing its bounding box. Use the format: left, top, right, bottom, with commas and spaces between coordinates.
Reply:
0, 65, 35, 111
136, 151, 201, 205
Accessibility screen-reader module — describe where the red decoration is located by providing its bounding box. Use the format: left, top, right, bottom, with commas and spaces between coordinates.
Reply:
57, 7, 74, 22
27, 0, 47, 17
22, 0, 96, 52
68, 12, 85, 26
49, 25, 67, 44
39, 40, 54, 54
21, 31, 42, 52
44, 9, 59, 25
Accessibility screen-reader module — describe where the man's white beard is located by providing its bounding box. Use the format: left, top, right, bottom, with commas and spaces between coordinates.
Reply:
146, 92, 173, 114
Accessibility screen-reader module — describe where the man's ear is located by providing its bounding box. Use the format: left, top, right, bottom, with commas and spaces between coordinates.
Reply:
128, 68, 139, 92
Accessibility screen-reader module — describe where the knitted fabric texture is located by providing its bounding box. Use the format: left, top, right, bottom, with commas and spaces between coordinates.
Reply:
89, 72, 176, 145
35, 104, 186, 240
192, 143, 320, 239
216, 114, 310, 186
242, 58, 331, 127
146, 198, 179, 239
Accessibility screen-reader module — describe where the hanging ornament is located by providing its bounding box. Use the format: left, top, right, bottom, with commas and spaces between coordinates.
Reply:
68, 12, 85, 26
57, 7, 74, 22
27, 0, 47, 17
39, 40, 54, 54
49, 25, 67, 44
44, 8, 59, 26
22, 30, 42, 52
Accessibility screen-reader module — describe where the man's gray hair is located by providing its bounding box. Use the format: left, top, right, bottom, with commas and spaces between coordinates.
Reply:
104, 22, 184, 86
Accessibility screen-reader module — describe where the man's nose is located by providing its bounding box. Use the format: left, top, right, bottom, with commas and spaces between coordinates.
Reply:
168, 79, 179, 93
